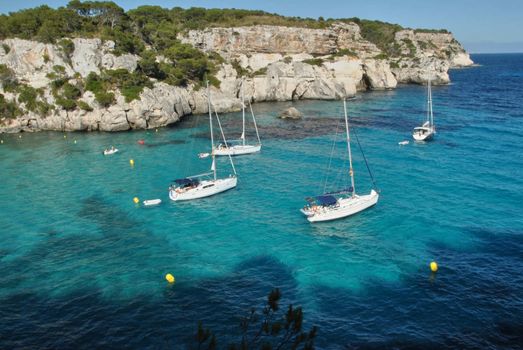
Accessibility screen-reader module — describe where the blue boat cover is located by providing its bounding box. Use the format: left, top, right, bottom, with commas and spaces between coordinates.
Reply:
174, 178, 199, 186
314, 195, 337, 206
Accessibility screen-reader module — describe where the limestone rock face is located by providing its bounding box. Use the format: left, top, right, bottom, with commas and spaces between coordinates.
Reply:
391, 57, 450, 84
71, 38, 103, 77
181, 25, 340, 57
363, 59, 397, 90
0, 38, 73, 88
450, 52, 474, 67
1, 22, 473, 133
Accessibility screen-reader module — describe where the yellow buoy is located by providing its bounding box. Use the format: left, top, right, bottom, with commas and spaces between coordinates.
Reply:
430, 261, 438, 273
165, 273, 175, 284
130, 159, 135, 167
133, 197, 139, 204
64, 134, 67, 139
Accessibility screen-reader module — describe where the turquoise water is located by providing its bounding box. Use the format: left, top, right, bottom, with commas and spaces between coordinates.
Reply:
1, 54, 522, 348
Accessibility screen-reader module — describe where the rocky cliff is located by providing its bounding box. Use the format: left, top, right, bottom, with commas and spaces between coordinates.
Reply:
0, 22, 472, 133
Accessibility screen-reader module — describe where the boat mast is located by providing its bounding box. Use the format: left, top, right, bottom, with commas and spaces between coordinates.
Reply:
343, 99, 356, 197
207, 81, 217, 180
427, 78, 433, 127
214, 109, 238, 176
241, 77, 246, 146
429, 79, 434, 128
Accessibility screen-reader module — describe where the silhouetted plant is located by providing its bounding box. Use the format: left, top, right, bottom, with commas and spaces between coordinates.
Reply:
195, 289, 317, 350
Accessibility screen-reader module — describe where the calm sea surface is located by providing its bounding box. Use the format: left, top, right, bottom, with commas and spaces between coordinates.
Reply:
1, 54, 522, 349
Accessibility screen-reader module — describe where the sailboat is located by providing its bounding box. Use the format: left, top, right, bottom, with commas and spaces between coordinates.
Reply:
213, 78, 262, 156
412, 78, 436, 141
169, 83, 237, 201
300, 99, 379, 223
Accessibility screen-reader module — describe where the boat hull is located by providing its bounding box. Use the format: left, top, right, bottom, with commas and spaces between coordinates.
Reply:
213, 144, 261, 156
103, 149, 118, 155
412, 131, 434, 141
143, 199, 162, 206
412, 122, 435, 142
303, 190, 379, 222
169, 177, 237, 201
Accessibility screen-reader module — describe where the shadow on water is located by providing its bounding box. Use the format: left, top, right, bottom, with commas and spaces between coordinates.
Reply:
1, 207, 522, 349
312, 227, 523, 349
143, 139, 186, 148
0, 255, 298, 349
191, 116, 396, 140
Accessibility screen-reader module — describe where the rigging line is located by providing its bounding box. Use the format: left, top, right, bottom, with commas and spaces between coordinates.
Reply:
351, 127, 379, 191
321, 119, 340, 194
214, 109, 238, 176
249, 102, 261, 145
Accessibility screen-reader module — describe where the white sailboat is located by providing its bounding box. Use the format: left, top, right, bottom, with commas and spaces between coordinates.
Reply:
213, 78, 261, 156
169, 83, 237, 201
300, 99, 379, 223
412, 78, 436, 142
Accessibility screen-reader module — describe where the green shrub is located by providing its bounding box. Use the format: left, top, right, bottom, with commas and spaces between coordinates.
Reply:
105, 68, 153, 102
53, 65, 66, 74
95, 91, 114, 107
207, 75, 221, 88
283, 56, 292, 64
402, 39, 417, 57
333, 48, 358, 57
55, 96, 77, 110
418, 41, 428, 50
389, 61, 400, 69
2, 43, 10, 54
302, 58, 324, 66
85, 72, 104, 93
78, 100, 93, 111
50, 78, 68, 93
85, 72, 115, 106
356, 19, 403, 54
0, 93, 21, 118
17, 85, 38, 111
61, 82, 81, 100
252, 67, 267, 76
35, 101, 53, 115
373, 53, 388, 60
58, 39, 75, 59
43, 53, 50, 63
414, 28, 449, 34
109, 29, 145, 56
0, 64, 19, 92
231, 59, 249, 77
137, 51, 164, 79
207, 51, 225, 64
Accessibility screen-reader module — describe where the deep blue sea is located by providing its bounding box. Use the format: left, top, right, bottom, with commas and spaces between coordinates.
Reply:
1, 54, 522, 349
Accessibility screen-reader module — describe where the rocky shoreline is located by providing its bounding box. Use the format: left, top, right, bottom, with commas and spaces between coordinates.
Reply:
0, 22, 473, 133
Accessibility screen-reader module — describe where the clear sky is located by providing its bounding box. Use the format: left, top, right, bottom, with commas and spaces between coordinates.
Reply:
1, 0, 522, 53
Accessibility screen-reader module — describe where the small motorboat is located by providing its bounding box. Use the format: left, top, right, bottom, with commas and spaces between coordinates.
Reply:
198, 152, 210, 159
103, 148, 119, 155
143, 199, 162, 206
398, 140, 409, 145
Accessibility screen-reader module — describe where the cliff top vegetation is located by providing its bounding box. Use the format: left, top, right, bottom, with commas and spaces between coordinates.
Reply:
0, 2, 450, 54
